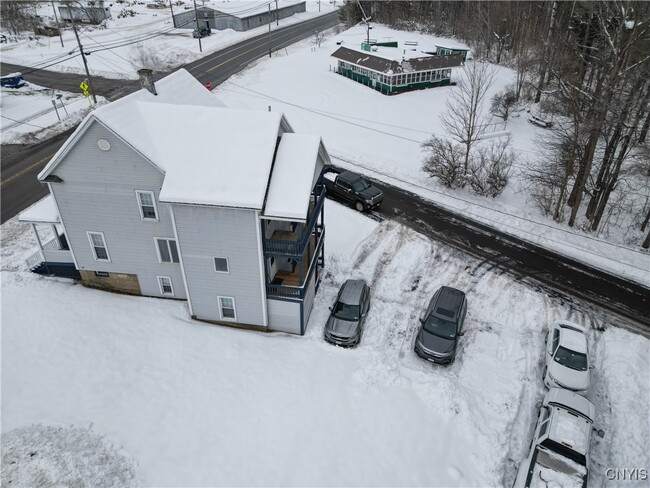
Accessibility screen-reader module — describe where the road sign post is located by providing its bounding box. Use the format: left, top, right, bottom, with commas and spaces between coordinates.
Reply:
51, 99, 61, 121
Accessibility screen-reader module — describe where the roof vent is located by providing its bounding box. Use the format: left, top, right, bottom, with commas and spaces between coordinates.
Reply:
137, 68, 157, 96
98, 139, 111, 151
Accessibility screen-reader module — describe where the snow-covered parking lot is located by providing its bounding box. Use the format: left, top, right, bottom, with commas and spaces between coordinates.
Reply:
1, 199, 648, 486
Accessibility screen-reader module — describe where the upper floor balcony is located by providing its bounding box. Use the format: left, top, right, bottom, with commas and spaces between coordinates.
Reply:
262, 184, 325, 257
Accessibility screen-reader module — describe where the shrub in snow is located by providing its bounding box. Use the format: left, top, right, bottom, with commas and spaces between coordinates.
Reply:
117, 8, 136, 19
422, 136, 467, 189
468, 138, 514, 197
490, 85, 517, 121
1, 424, 137, 487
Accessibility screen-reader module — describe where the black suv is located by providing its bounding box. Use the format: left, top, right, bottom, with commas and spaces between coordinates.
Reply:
414, 286, 468, 364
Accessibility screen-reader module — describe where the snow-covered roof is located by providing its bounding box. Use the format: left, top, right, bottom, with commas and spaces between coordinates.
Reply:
331, 46, 462, 74
263, 134, 321, 221
38, 69, 224, 181
37, 68, 319, 210
212, 0, 304, 19
138, 103, 282, 208
549, 407, 591, 455
560, 329, 588, 354
18, 195, 60, 223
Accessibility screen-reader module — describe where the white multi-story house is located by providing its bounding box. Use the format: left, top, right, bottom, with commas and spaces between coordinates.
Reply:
20, 69, 328, 335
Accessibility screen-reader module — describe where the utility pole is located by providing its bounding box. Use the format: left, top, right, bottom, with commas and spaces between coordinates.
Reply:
319, 0, 321, 12
51, 1, 64, 48
268, 3, 272, 57
275, 0, 278, 26
67, 2, 97, 104
193, 0, 202, 53
169, 0, 175, 27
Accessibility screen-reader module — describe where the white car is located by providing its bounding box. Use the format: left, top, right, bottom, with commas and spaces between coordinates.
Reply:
513, 388, 603, 488
544, 320, 591, 392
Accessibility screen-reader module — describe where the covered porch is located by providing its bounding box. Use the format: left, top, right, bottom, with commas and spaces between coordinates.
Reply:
19, 195, 79, 279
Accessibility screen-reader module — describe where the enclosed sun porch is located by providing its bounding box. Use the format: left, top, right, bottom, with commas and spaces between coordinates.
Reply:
19, 195, 80, 279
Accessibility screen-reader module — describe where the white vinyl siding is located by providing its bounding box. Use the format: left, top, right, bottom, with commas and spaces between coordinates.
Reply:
213, 257, 229, 273
135, 190, 158, 220
87, 231, 110, 261
157, 276, 174, 295
155, 238, 179, 263
218, 296, 236, 321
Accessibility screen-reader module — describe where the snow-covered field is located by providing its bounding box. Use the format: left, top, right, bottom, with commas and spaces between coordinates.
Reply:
214, 24, 650, 286
2, 200, 648, 486
0, 0, 337, 80
1, 83, 106, 144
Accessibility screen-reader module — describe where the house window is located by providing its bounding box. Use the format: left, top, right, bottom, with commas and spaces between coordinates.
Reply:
94, 271, 109, 277
155, 238, 179, 263
157, 276, 174, 295
218, 296, 236, 321
135, 190, 158, 220
214, 257, 229, 273
87, 231, 110, 261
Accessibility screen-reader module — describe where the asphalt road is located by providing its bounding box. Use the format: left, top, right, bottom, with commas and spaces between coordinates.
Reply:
0, 10, 341, 100
1, 10, 648, 331
351, 179, 650, 332
0, 10, 341, 224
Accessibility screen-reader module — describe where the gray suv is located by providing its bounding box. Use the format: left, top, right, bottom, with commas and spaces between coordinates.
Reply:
414, 286, 467, 364
324, 279, 371, 347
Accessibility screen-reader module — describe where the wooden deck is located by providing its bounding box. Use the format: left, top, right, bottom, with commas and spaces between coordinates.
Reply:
271, 234, 317, 287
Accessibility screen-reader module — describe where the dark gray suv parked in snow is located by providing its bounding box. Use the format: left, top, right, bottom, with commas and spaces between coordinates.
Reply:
414, 286, 468, 364
324, 279, 371, 347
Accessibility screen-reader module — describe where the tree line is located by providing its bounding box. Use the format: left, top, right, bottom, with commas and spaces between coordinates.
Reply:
341, 1, 650, 249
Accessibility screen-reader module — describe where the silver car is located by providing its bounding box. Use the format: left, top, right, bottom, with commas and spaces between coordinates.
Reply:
324, 279, 371, 347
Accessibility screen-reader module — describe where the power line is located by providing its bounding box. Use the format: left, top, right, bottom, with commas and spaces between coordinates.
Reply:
224, 84, 650, 199
1, 115, 46, 129
224, 83, 649, 257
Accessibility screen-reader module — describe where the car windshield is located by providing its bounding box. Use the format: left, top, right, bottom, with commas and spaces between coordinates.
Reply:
332, 302, 360, 321
352, 179, 371, 192
423, 315, 457, 339
554, 346, 588, 371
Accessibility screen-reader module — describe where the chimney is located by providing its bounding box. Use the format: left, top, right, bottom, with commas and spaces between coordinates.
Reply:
137, 69, 157, 95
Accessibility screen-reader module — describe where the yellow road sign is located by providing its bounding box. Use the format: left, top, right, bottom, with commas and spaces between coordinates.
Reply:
82, 89, 89, 97
80, 80, 89, 91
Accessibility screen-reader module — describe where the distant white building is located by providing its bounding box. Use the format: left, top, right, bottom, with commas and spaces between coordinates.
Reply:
59, 1, 111, 24
20, 69, 328, 335
173, 1, 306, 31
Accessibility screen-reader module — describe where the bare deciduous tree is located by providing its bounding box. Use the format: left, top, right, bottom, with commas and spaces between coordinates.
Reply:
442, 61, 496, 177
311, 30, 325, 48
0, 1, 41, 35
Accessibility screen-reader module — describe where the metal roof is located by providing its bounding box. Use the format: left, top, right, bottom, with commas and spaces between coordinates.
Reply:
339, 279, 366, 305
434, 286, 465, 319
331, 46, 463, 74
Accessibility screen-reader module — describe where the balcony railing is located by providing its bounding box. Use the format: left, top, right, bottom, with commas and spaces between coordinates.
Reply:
25, 236, 74, 271
266, 228, 325, 300
263, 186, 326, 257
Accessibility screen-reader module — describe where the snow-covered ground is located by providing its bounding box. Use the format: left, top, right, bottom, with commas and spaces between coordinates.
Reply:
1, 82, 106, 144
2, 199, 648, 486
0, 0, 338, 80
214, 24, 650, 286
